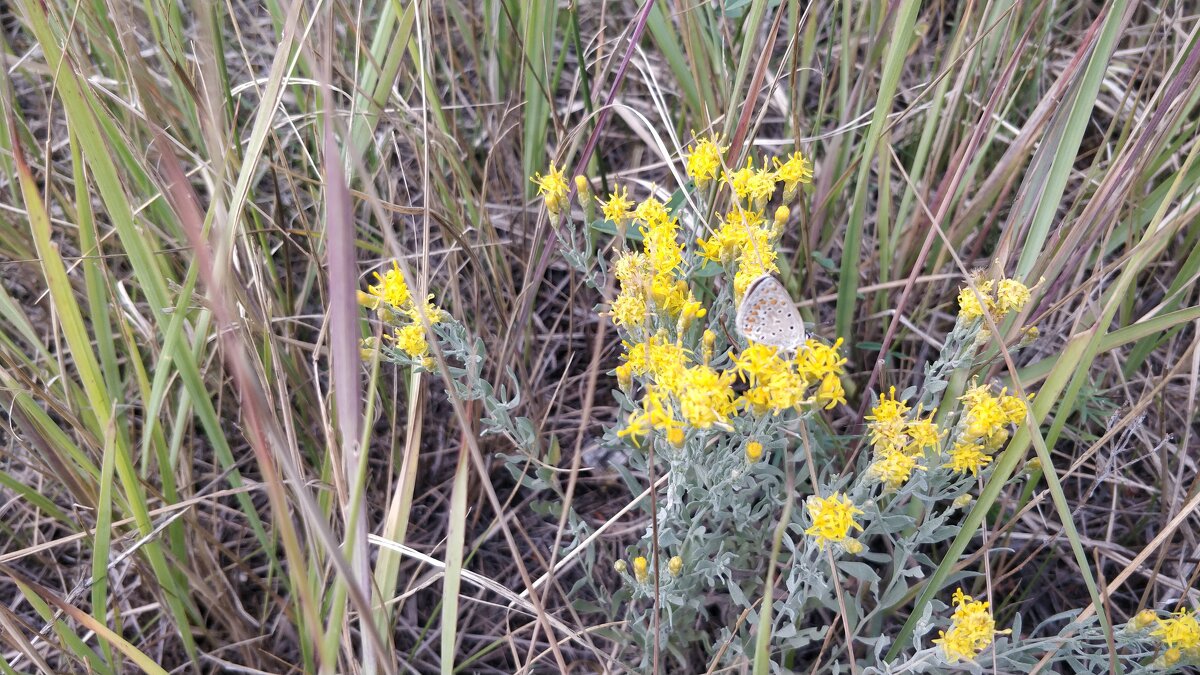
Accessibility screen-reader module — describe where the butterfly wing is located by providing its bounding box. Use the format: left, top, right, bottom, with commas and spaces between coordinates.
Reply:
736, 275, 806, 350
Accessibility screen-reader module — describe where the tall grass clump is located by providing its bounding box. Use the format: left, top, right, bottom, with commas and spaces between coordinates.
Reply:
0, 0, 1197, 673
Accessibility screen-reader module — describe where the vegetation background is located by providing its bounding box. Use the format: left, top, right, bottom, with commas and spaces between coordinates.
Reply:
0, 0, 1197, 672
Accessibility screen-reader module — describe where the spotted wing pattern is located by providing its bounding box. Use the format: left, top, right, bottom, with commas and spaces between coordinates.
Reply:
735, 274, 806, 350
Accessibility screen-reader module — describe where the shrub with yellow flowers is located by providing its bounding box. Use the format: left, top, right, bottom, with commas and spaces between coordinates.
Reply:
524, 137, 1172, 674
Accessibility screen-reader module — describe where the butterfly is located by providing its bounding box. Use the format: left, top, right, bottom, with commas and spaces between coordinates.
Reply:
735, 274, 806, 351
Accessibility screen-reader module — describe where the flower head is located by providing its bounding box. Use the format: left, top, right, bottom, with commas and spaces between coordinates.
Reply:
804, 492, 864, 549
868, 446, 922, 491
934, 588, 1010, 662
1151, 608, 1200, 665
532, 164, 570, 216
866, 387, 910, 451
685, 134, 726, 186
598, 186, 634, 225
773, 151, 813, 200
677, 365, 737, 429
368, 261, 411, 310
943, 441, 992, 477
745, 440, 765, 463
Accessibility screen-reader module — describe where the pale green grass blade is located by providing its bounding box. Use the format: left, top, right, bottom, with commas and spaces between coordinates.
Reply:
834, 0, 920, 341
1012, 2, 1130, 280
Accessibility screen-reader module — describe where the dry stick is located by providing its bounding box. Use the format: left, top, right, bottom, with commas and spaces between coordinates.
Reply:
521, 474, 670, 597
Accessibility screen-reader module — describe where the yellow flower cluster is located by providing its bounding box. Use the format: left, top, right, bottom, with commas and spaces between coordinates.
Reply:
773, 152, 813, 201
618, 339, 738, 437
598, 186, 634, 225
685, 134, 727, 186
697, 206, 785, 298
934, 588, 1010, 662
733, 338, 846, 415
1148, 608, 1200, 668
957, 275, 1033, 322
864, 388, 943, 490
608, 196, 706, 331
803, 492, 864, 550
943, 382, 1030, 477
532, 164, 570, 217
362, 261, 444, 366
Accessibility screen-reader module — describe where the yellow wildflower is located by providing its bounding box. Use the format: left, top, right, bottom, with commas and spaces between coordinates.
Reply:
598, 186, 634, 225
666, 426, 686, 448
951, 493, 974, 510
771, 205, 790, 238
957, 278, 995, 322
633, 194, 671, 229
944, 441, 991, 477
746, 163, 778, 208
391, 324, 427, 358
995, 278, 1032, 315
960, 381, 992, 409
733, 343, 809, 414
866, 387, 910, 451
632, 556, 650, 583
906, 415, 943, 455
1151, 608, 1200, 664
613, 251, 652, 289
724, 158, 757, 203
620, 387, 681, 441
701, 329, 717, 365
677, 365, 737, 429
815, 373, 847, 410
610, 291, 647, 328
698, 206, 765, 265
619, 334, 689, 392
998, 391, 1030, 425
531, 164, 570, 216
795, 338, 847, 382
685, 134, 726, 186
962, 394, 1007, 443
934, 588, 1009, 662
745, 440, 764, 463
574, 175, 592, 203
773, 151, 813, 200
733, 226, 779, 293
367, 261, 411, 310
804, 492, 864, 550
1130, 609, 1158, 632
868, 446, 921, 491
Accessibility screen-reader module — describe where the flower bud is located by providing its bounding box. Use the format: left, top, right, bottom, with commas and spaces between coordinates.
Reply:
667, 556, 683, 577
702, 330, 717, 365
951, 493, 974, 510
613, 559, 628, 574
359, 337, 378, 361
843, 539, 864, 555
745, 440, 764, 463
357, 290, 381, 310
616, 363, 633, 391
667, 427, 686, 448
632, 556, 650, 583
574, 175, 592, 203
772, 205, 790, 237
1129, 609, 1157, 631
